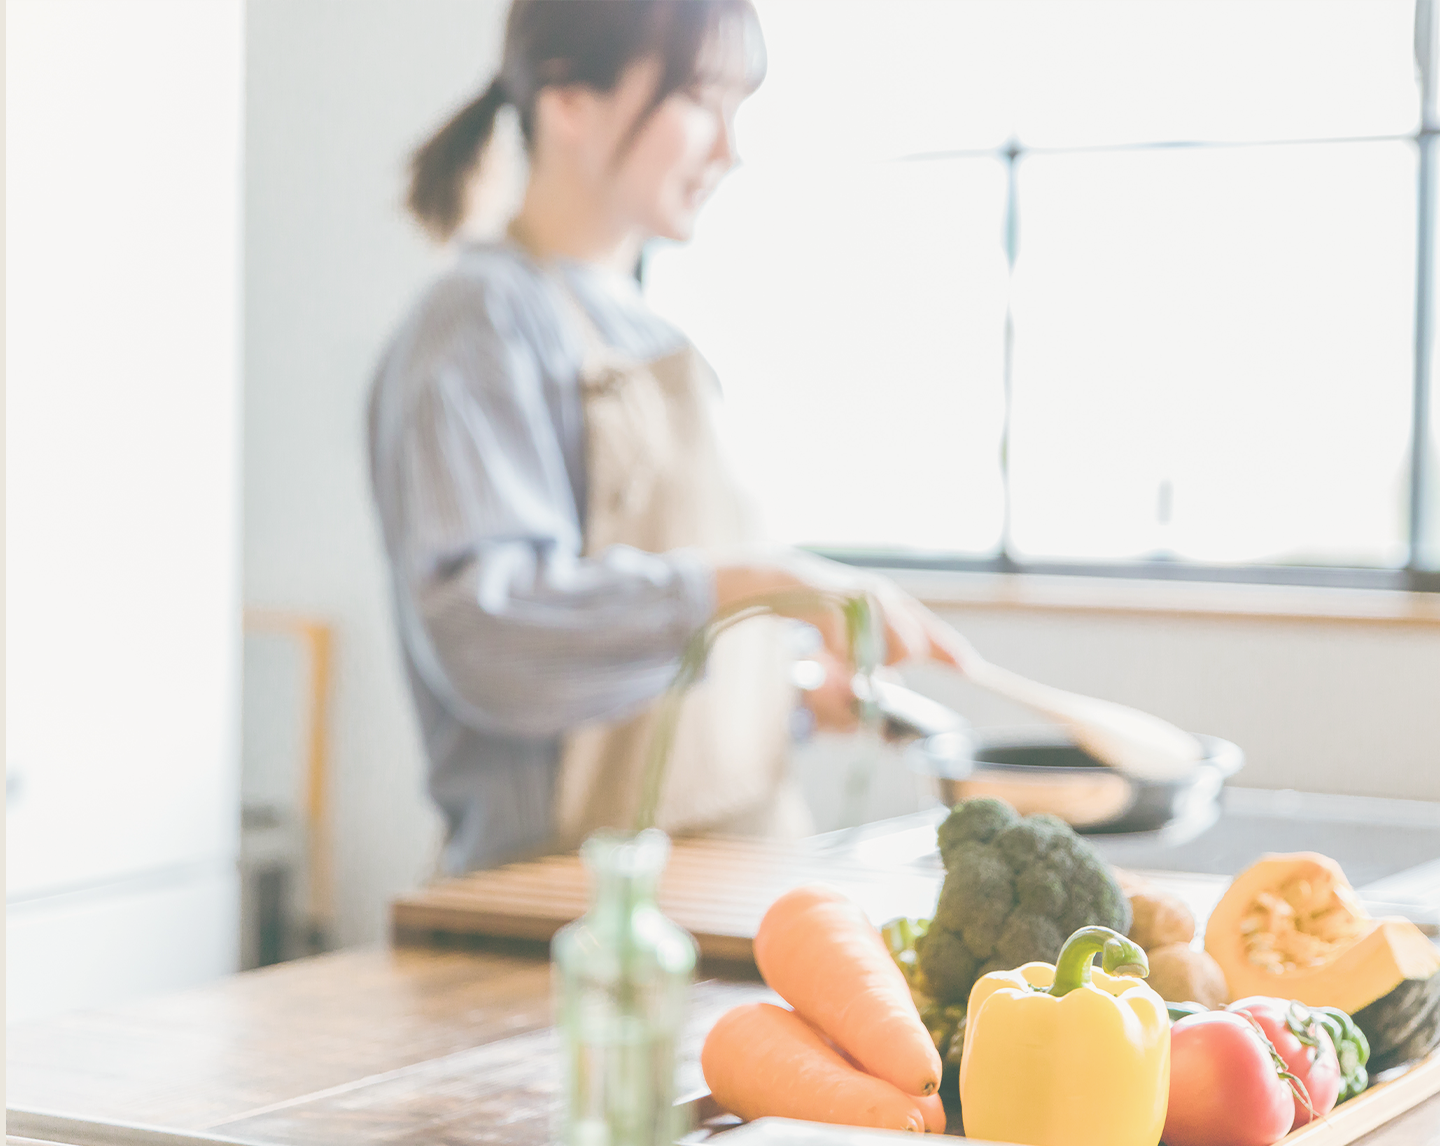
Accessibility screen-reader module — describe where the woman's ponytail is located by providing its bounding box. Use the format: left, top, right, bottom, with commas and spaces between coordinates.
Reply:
406, 2, 764, 243
407, 77, 508, 241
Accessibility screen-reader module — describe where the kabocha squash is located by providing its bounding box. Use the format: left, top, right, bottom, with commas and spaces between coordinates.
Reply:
1355, 975, 1440, 1073
1205, 853, 1440, 1070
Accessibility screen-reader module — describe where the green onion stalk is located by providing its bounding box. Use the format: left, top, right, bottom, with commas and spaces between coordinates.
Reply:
632, 588, 885, 833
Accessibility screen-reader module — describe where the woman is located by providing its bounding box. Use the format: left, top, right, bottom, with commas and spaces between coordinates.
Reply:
369, 0, 967, 874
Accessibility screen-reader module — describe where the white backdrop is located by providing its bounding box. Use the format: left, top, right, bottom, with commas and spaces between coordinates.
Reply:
7, 0, 245, 1020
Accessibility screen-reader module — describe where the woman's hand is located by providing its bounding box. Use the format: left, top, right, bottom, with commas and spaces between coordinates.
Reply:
864, 570, 977, 672
713, 554, 975, 672
795, 647, 862, 733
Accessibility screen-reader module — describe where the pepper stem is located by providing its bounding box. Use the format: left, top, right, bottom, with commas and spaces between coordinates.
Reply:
1048, 926, 1149, 997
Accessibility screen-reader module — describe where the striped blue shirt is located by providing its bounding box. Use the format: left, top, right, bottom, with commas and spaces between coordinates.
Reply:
368, 242, 716, 873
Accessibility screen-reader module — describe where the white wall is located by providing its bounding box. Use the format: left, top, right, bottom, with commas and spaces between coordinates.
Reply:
242, 2, 1440, 948
243, 0, 508, 947
7, 0, 245, 1019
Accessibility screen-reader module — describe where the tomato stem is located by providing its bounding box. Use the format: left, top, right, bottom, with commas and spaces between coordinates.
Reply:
1230, 1007, 1317, 1121
1285, 1002, 1323, 1052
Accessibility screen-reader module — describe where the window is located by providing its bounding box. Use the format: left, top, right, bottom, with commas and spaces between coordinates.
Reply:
644, 0, 1440, 589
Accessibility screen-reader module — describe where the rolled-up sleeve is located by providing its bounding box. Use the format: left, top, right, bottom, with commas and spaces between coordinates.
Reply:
379, 282, 715, 740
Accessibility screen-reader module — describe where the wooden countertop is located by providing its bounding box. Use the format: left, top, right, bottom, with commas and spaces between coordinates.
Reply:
5, 940, 772, 1145
7, 937, 1439, 1146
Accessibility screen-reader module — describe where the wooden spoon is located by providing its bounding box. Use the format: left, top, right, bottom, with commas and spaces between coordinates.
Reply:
961, 654, 1204, 782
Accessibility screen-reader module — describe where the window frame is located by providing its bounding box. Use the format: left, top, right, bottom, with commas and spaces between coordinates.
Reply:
838, 0, 1440, 592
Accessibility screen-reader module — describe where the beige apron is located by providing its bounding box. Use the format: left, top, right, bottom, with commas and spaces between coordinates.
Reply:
549, 278, 812, 849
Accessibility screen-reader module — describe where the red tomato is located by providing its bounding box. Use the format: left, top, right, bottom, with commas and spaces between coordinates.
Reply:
1164, 1011, 1297, 1146
1228, 996, 1342, 1128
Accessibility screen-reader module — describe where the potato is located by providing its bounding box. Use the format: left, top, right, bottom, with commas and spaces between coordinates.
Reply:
1146, 942, 1228, 1009
1128, 889, 1196, 950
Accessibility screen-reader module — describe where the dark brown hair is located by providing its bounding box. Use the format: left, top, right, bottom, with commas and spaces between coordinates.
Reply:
408, 0, 766, 241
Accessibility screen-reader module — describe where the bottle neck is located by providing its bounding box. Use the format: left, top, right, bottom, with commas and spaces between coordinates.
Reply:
589, 870, 659, 922
581, 829, 668, 925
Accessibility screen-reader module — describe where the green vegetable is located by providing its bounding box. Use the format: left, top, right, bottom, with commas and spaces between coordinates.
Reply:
881, 917, 931, 989
916, 797, 1132, 1006
926, 1001, 968, 1064
1166, 1001, 1210, 1023
1315, 1005, 1371, 1102
882, 916, 966, 1063
883, 913, 969, 1124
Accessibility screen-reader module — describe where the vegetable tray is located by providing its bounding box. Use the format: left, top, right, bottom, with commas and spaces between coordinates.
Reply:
393, 836, 1440, 1144
679, 1048, 1440, 1143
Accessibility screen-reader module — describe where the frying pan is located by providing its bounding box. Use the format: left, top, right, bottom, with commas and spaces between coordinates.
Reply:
868, 679, 1243, 834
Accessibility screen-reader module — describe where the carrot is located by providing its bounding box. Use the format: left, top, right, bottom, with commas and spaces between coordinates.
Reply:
753, 884, 943, 1097
701, 1002, 926, 1132
916, 1093, 947, 1134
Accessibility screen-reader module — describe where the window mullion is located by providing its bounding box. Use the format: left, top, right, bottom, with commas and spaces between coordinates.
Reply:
1410, 0, 1438, 569
998, 141, 1021, 571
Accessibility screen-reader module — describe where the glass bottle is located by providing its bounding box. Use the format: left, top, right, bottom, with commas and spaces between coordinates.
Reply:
553, 828, 698, 1146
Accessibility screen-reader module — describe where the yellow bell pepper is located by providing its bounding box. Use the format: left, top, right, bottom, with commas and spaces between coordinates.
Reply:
959, 926, 1170, 1146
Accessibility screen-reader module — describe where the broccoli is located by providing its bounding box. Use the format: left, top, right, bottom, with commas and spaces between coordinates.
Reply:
916, 926, 982, 1002
917, 796, 1131, 1005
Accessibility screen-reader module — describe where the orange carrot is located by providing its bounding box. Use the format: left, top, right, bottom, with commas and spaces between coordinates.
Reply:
753, 884, 942, 1097
701, 1002, 926, 1132
916, 1093, 947, 1134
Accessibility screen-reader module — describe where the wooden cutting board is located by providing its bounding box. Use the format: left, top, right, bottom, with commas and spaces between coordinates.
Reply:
391, 835, 947, 962
391, 829, 1234, 964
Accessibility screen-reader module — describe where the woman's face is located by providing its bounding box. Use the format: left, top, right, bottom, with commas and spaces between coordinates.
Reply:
578, 52, 752, 243
622, 66, 749, 241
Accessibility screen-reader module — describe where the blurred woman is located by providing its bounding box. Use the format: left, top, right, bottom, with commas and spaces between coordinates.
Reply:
369, 0, 968, 873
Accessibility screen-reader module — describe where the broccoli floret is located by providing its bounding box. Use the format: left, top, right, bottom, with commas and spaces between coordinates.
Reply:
917, 796, 1132, 1004
914, 927, 981, 1002
994, 814, 1071, 867
933, 841, 1014, 959
937, 796, 1019, 862
1055, 836, 1131, 936
1015, 862, 1067, 917
994, 912, 1065, 969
